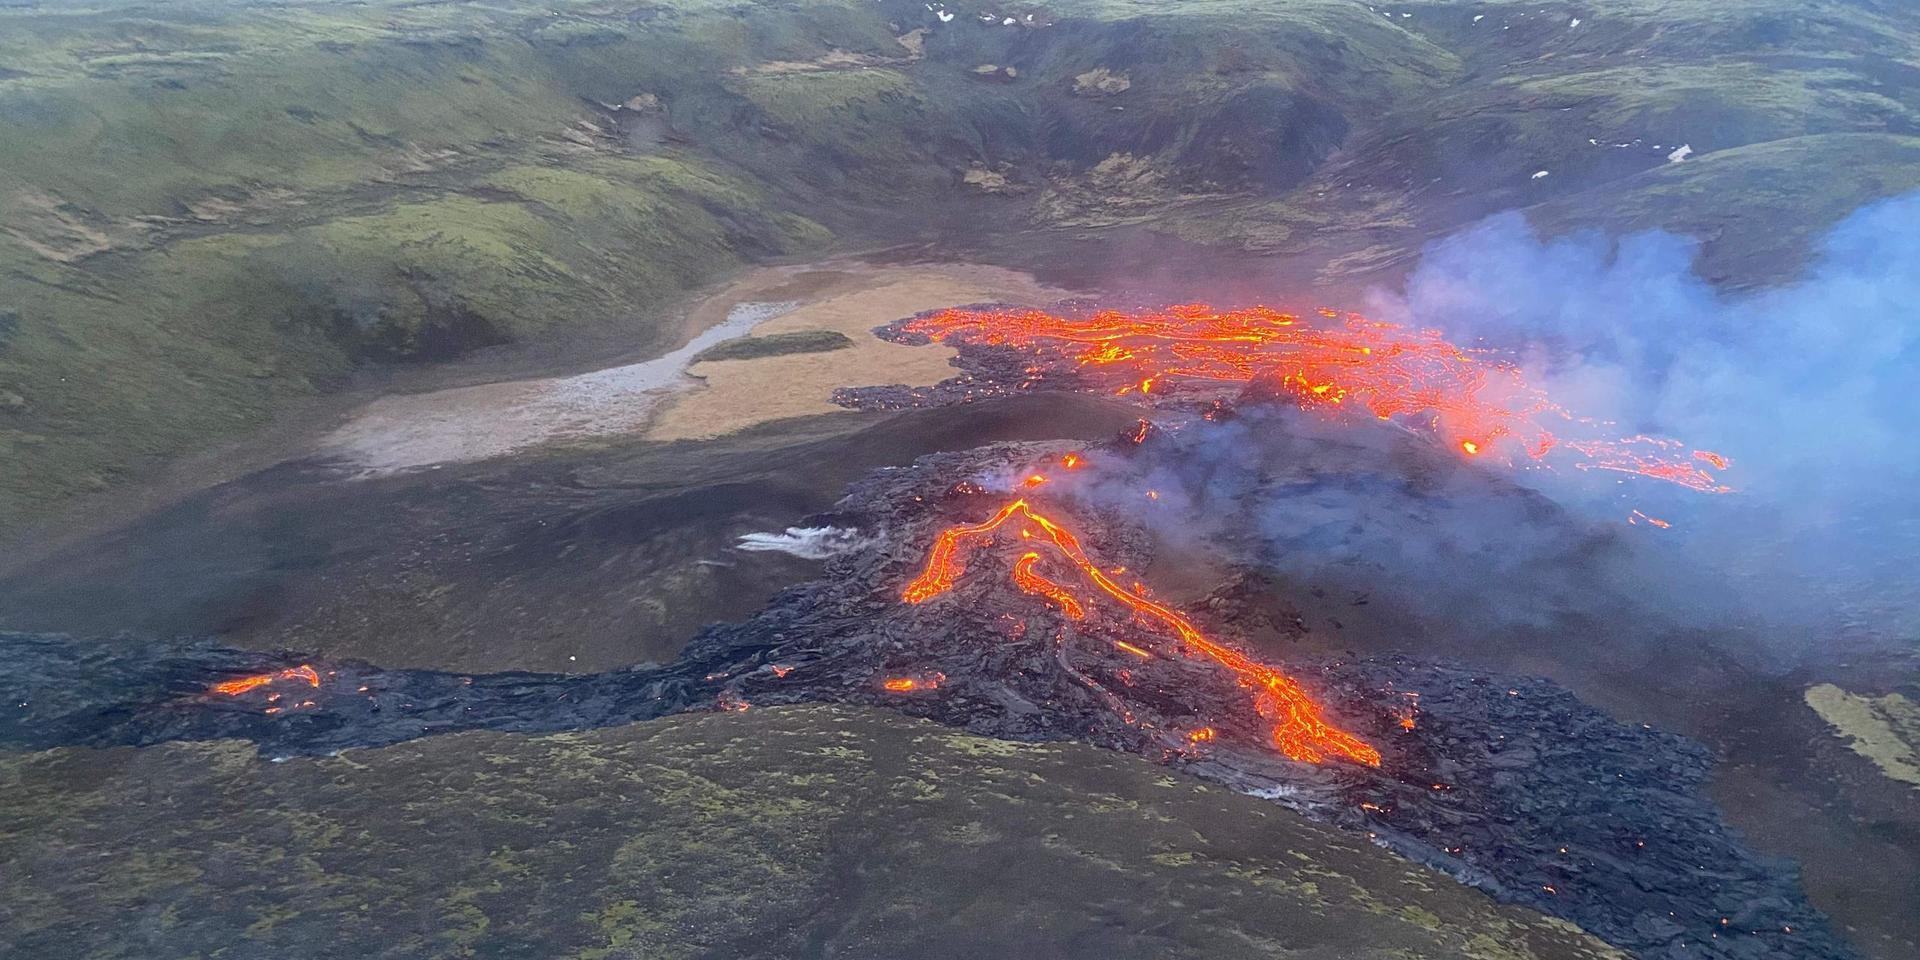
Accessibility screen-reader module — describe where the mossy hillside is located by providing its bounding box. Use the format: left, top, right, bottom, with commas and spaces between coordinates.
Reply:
1529, 133, 1920, 286
0, 12, 569, 218
0, 705, 1627, 960
0, 153, 827, 521
1108, 0, 1920, 284
0, 0, 913, 526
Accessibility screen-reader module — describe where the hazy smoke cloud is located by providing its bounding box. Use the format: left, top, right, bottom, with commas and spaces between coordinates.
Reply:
1062, 193, 1919, 660
1364, 192, 1920, 643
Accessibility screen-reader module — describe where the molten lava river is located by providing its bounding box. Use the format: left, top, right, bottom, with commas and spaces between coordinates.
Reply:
900, 486, 1379, 766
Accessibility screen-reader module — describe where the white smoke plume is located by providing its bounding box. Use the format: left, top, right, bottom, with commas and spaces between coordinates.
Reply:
736, 526, 871, 560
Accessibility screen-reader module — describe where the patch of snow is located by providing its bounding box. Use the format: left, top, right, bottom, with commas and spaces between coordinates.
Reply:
736, 526, 870, 560
1473, 14, 1485, 23
1531, 169, 1551, 180
1569, 17, 1581, 28
937, 10, 954, 22
1667, 143, 1694, 163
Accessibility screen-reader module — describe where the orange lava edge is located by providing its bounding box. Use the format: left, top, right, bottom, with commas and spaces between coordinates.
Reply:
209, 664, 321, 697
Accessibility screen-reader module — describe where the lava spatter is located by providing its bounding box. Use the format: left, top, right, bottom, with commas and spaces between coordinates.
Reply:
901, 495, 1380, 767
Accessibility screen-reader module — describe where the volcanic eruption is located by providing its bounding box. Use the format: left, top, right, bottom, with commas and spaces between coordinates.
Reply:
5, 294, 1862, 960
839, 302, 1732, 495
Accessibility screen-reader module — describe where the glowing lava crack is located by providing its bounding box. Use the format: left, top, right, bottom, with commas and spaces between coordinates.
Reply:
901, 495, 1380, 766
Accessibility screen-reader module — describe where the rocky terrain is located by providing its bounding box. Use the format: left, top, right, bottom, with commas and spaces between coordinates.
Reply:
0, 431, 1866, 959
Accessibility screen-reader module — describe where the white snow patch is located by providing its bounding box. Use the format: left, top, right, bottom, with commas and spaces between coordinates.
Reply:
736, 526, 869, 560
1531, 169, 1551, 180
1473, 14, 1485, 23
1667, 143, 1694, 163
937, 9, 954, 21
1569, 17, 1581, 28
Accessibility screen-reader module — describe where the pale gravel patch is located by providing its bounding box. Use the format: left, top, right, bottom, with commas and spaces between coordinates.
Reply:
318, 300, 797, 475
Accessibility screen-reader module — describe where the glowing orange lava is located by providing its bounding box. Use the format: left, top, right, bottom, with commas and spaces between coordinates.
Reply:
1012, 551, 1087, 619
210, 665, 320, 697
1628, 509, 1673, 529
902, 303, 1731, 493
883, 674, 943, 692
902, 497, 1380, 766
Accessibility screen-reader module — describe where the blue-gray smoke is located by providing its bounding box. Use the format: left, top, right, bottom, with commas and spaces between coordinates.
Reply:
1366, 192, 1920, 648
1065, 193, 1918, 666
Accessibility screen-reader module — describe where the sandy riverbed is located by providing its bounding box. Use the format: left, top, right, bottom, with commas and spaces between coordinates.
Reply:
317, 261, 1073, 473
645, 263, 1070, 441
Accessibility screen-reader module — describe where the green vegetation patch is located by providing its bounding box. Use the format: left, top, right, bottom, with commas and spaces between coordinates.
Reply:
692, 329, 853, 363
1806, 683, 1920, 789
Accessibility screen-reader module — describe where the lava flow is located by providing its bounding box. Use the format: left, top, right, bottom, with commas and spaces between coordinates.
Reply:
209, 664, 320, 697
902, 495, 1381, 766
899, 303, 1732, 493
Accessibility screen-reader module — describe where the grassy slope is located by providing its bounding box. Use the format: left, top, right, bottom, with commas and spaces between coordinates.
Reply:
1145, 0, 1920, 279
1, 0, 1915, 528
0, 705, 1625, 960
0, 0, 848, 523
